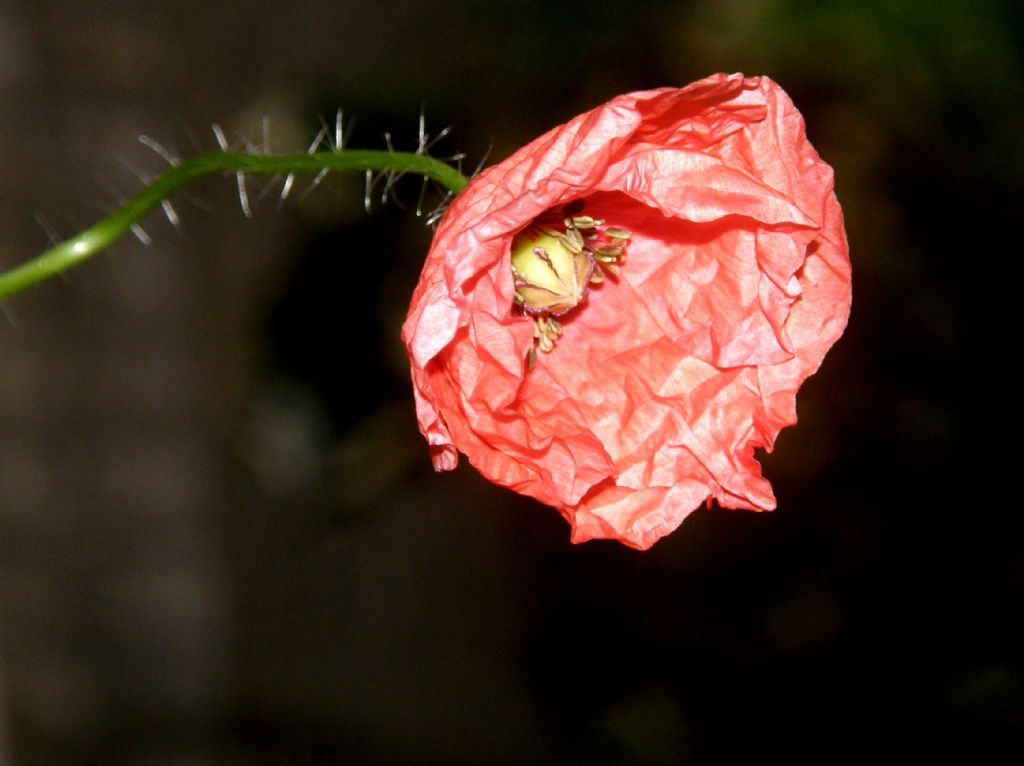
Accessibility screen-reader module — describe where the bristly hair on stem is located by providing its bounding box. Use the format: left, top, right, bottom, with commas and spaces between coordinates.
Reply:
0, 112, 473, 301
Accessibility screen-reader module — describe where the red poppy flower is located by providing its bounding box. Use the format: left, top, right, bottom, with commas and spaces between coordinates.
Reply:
402, 73, 851, 549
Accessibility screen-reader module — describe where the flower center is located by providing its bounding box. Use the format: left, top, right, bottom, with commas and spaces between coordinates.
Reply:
510, 205, 630, 369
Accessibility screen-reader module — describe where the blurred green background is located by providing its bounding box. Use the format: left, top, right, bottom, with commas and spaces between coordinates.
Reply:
1, 0, 1021, 763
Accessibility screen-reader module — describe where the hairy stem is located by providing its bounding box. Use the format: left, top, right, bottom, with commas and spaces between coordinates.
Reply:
0, 150, 469, 300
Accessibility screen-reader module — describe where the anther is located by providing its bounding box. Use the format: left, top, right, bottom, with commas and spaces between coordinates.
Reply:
558, 233, 583, 254
595, 245, 624, 262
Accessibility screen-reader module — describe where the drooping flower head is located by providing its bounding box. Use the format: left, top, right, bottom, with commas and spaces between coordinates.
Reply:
402, 74, 852, 549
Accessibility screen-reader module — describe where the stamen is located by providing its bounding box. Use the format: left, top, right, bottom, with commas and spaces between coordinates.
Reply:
558, 233, 583, 254
571, 215, 599, 229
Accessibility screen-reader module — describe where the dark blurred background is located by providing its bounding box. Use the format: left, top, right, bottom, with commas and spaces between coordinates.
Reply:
1, 1, 1021, 763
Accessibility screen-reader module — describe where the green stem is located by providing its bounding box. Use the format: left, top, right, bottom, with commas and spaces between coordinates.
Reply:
0, 150, 469, 300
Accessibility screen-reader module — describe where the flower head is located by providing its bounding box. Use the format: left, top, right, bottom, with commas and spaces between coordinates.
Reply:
402, 73, 852, 549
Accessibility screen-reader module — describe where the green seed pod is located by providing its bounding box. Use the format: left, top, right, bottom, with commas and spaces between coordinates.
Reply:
510, 228, 593, 316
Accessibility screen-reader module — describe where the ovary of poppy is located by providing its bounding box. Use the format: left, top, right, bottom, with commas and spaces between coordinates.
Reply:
402, 73, 852, 550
